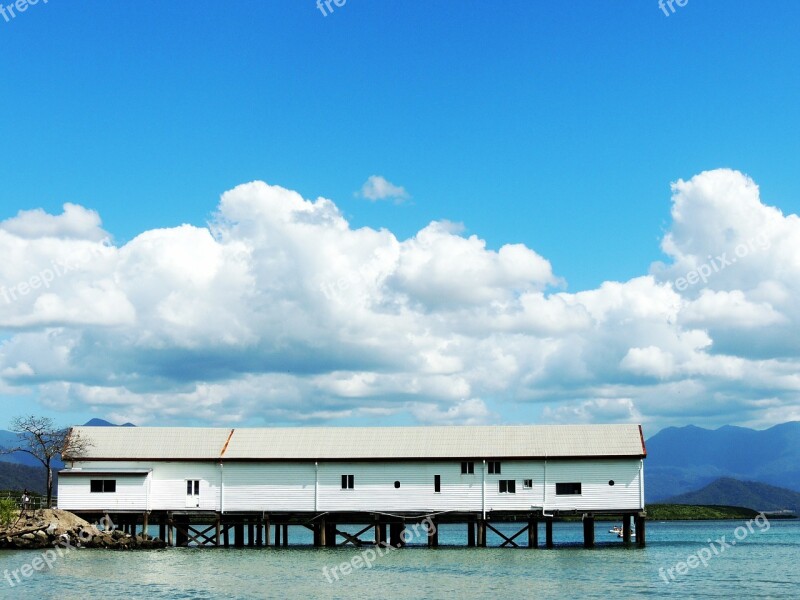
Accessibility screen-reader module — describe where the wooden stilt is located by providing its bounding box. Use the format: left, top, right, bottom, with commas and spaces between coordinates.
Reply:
545, 517, 554, 549
427, 519, 438, 548
167, 513, 174, 546
248, 520, 255, 547
622, 514, 632, 545
256, 515, 263, 547
636, 515, 646, 547
389, 523, 403, 547
583, 514, 595, 548
264, 515, 270, 547
234, 520, 245, 548
374, 522, 382, 546
159, 514, 166, 541
477, 520, 486, 547
317, 519, 326, 547
143, 511, 149, 538
274, 522, 281, 546
529, 518, 538, 548
223, 519, 230, 548
282, 524, 289, 547
176, 516, 188, 546
325, 522, 336, 547
467, 521, 476, 547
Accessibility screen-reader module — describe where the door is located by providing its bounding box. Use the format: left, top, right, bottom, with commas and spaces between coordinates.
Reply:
186, 479, 200, 508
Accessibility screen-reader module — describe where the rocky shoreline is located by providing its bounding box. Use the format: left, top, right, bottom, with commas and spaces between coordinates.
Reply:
1, 509, 167, 550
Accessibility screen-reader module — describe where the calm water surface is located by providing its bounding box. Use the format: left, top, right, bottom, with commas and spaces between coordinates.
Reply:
1, 520, 798, 599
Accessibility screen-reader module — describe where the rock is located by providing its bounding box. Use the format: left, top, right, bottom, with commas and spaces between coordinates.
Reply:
21, 533, 35, 540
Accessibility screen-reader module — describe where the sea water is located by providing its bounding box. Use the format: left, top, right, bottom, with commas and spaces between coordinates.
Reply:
1, 519, 798, 599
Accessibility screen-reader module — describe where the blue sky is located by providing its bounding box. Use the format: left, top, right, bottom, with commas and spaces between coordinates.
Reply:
1, 1, 799, 433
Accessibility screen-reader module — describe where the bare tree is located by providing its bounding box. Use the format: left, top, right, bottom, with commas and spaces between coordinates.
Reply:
0, 416, 90, 506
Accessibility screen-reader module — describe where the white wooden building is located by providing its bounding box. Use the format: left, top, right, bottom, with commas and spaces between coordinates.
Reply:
59, 424, 646, 518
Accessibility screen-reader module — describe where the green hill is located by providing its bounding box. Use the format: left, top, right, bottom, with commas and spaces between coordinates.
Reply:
646, 503, 760, 520
0, 461, 46, 494
664, 477, 800, 513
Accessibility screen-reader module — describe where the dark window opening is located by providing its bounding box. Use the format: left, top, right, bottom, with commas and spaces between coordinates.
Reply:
555, 482, 582, 495
394, 481, 401, 489
523, 479, 533, 489
187, 480, 200, 495
488, 461, 501, 474
461, 461, 474, 474
434, 475, 441, 493
341, 474, 354, 489
90, 479, 116, 493
499, 480, 516, 494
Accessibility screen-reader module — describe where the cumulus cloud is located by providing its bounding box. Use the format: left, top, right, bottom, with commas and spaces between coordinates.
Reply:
358, 175, 410, 202
1, 169, 799, 431
0, 203, 108, 241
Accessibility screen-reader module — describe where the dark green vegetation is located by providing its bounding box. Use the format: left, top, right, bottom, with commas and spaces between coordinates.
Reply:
664, 477, 800, 513
646, 503, 761, 520
0, 462, 47, 494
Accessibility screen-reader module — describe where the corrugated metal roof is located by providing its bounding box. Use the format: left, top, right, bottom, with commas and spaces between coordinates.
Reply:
68, 427, 233, 460
68, 424, 645, 460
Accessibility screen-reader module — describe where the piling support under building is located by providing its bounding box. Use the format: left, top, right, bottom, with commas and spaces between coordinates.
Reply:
80, 510, 646, 550
635, 515, 646, 547
583, 514, 595, 548
528, 518, 538, 548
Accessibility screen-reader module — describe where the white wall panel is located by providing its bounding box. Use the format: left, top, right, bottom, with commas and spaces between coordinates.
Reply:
61, 458, 644, 513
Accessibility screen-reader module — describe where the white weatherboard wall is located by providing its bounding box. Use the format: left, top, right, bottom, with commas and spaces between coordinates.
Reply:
148, 462, 221, 512
314, 459, 641, 513
542, 459, 642, 512
60, 461, 222, 512
59, 458, 643, 513
58, 474, 149, 512
222, 463, 316, 512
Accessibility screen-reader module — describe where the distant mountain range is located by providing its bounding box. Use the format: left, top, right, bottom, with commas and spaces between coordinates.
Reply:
664, 477, 800, 513
645, 421, 800, 502
83, 418, 136, 427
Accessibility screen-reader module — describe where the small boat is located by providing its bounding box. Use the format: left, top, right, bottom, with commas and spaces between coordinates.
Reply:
609, 526, 622, 534
618, 531, 636, 539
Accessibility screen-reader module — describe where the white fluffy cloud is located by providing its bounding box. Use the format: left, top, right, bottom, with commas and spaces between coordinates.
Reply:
358, 175, 410, 201
1, 169, 799, 431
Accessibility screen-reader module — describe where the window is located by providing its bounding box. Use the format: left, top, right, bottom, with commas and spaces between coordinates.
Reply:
461, 461, 474, 474
523, 479, 533, 489
186, 480, 200, 495
487, 461, 501, 474
434, 475, 441, 493
341, 474, 354, 489
499, 480, 516, 494
90, 480, 116, 493
555, 482, 582, 495
394, 481, 401, 489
